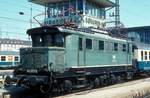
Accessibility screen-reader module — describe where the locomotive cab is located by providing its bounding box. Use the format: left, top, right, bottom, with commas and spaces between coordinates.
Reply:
12, 26, 72, 93
15, 26, 69, 76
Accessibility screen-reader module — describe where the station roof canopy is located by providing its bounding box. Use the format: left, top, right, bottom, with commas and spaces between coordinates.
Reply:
29, 0, 115, 7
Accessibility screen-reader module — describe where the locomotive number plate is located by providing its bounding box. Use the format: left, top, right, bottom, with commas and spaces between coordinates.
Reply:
27, 69, 38, 73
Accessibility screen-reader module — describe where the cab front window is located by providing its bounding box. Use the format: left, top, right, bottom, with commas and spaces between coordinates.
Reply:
43, 35, 52, 46
32, 35, 43, 47
31, 34, 65, 47
54, 34, 64, 47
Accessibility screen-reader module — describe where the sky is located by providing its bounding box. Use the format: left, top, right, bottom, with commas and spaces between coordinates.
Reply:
0, 0, 44, 40
119, 0, 150, 27
0, 0, 150, 40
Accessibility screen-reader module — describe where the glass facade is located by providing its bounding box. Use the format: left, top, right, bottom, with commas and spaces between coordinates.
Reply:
85, 1, 105, 18
127, 30, 150, 44
47, 0, 105, 19
112, 27, 150, 45
48, 3, 64, 17
77, 0, 83, 13
127, 32, 140, 42
45, 0, 107, 27
47, 0, 83, 18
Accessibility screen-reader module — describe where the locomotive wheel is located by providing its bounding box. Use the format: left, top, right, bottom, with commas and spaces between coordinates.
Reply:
99, 76, 105, 86
94, 78, 100, 87
63, 80, 73, 92
110, 74, 117, 84
4, 76, 12, 86
116, 76, 123, 83
126, 72, 133, 80
40, 84, 52, 93
17, 77, 26, 87
40, 78, 52, 93
89, 79, 94, 89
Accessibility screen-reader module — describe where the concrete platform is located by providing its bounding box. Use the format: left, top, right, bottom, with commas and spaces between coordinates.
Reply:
56, 78, 150, 98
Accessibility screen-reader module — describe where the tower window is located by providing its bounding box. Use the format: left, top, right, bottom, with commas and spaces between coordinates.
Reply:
77, 0, 83, 12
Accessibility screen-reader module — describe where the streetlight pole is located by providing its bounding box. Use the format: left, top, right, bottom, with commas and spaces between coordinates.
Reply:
19, 11, 31, 41
30, 4, 33, 29
0, 28, 2, 39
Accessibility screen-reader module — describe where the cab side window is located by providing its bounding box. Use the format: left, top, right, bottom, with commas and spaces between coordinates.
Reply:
79, 38, 83, 50
86, 38, 92, 50
99, 40, 104, 50
114, 43, 118, 51
122, 44, 126, 52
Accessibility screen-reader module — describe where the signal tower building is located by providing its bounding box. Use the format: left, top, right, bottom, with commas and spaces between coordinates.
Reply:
29, 0, 115, 29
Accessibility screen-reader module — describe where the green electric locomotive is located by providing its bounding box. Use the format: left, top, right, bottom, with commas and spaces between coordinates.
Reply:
12, 0, 134, 93
13, 26, 134, 92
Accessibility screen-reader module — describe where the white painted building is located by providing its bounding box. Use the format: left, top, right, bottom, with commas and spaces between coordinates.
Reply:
0, 38, 31, 52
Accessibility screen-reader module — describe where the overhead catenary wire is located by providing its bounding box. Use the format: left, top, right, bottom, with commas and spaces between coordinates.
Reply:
1, 31, 29, 40
1, 30, 26, 35
0, 25, 28, 31
0, 0, 44, 13
0, 16, 39, 24
0, 0, 44, 40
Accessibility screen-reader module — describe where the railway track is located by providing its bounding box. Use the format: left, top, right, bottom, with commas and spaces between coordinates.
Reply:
53, 77, 150, 98
22, 77, 146, 98
53, 76, 143, 96
49, 74, 145, 97
0, 76, 147, 98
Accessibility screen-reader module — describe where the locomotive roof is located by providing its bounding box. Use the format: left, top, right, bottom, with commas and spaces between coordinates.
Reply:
29, 0, 115, 8
59, 27, 129, 42
27, 26, 65, 35
27, 26, 129, 43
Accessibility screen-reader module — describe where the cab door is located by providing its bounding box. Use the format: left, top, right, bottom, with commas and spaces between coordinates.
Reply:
77, 37, 85, 67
